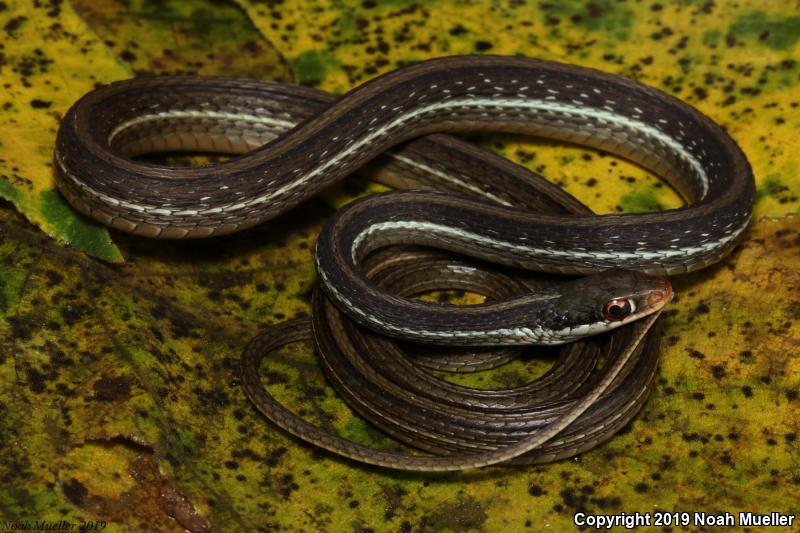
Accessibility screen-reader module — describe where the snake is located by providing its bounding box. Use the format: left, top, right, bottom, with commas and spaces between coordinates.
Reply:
239, 246, 665, 470
54, 55, 755, 469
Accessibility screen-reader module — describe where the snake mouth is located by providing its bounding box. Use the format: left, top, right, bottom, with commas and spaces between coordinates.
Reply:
646, 277, 673, 310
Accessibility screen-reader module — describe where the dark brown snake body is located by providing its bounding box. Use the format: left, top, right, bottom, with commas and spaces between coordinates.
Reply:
54, 56, 754, 470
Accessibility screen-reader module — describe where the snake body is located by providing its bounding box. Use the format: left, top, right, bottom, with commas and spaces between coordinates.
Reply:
237, 238, 665, 470
56, 56, 753, 344
54, 56, 755, 469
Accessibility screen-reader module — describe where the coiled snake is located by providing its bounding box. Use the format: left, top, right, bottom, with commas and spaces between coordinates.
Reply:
55, 56, 754, 470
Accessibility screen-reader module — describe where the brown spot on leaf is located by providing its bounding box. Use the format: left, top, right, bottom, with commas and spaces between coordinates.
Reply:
63, 477, 88, 506
92, 375, 133, 402
586, 2, 604, 17
278, 473, 299, 499
25, 368, 47, 394
3, 15, 26, 34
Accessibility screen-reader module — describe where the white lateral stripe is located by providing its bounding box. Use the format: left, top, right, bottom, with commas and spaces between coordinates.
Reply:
246, 97, 709, 211
89, 96, 712, 215
389, 154, 513, 206
108, 110, 296, 143
350, 218, 750, 263
316, 260, 578, 343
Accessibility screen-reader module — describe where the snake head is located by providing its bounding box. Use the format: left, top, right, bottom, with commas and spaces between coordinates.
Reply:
596, 269, 672, 322
547, 270, 672, 342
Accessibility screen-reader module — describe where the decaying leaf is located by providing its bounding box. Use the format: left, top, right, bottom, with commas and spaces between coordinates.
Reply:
1, 0, 798, 530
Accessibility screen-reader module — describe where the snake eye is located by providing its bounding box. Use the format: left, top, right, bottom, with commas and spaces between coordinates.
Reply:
602, 298, 634, 321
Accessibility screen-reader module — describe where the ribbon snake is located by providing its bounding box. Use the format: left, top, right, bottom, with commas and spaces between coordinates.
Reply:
54, 56, 755, 471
